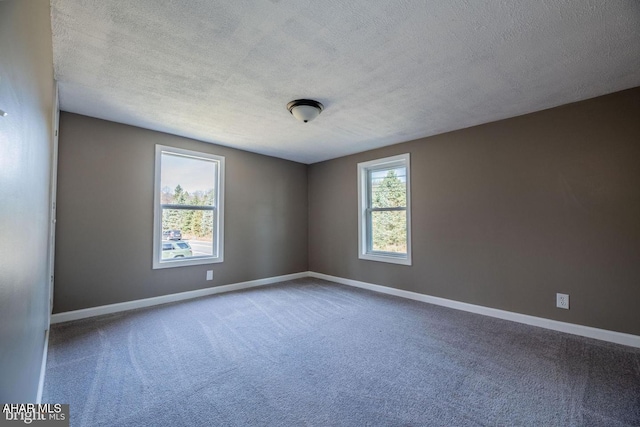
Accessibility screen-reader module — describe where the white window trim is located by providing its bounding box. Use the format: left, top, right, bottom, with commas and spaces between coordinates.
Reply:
153, 145, 225, 269
357, 153, 412, 266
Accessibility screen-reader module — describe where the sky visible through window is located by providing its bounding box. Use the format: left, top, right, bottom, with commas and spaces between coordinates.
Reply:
371, 167, 406, 183
161, 153, 215, 194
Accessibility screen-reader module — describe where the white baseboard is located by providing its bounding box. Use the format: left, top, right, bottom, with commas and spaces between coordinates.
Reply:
36, 328, 49, 403
48, 270, 640, 349
308, 271, 640, 349
50, 272, 308, 324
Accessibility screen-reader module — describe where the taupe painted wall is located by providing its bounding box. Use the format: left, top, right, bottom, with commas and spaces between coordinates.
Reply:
54, 113, 308, 313
0, 1, 54, 402
55, 88, 640, 337
309, 88, 640, 336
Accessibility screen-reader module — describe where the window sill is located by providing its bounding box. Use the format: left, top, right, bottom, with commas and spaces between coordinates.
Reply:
153, 256, 223, 269
359, 253, 412, 266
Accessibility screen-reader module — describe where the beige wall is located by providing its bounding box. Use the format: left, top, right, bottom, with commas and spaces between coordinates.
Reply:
54, 113, 308, 313
0, 0, 55, 402
309, 87, 640, 336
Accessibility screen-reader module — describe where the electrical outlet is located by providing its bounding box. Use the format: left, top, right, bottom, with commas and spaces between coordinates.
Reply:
556, 293, 569, 309
206, 270, 213, 281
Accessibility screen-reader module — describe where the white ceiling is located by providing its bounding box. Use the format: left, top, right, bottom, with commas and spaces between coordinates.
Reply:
51, 0, 640, 164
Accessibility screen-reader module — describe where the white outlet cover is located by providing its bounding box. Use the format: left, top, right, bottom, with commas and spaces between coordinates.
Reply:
206, 270, 213, 281
556, 293, 569, 309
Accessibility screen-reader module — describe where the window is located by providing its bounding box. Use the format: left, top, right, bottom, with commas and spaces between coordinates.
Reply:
358, 153, 411, 265
153, 145, 224, 269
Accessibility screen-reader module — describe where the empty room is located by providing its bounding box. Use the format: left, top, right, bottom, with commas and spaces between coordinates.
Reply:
1, 0, 639, 425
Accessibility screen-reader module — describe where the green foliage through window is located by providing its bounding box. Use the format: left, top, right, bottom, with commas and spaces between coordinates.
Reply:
161, 185, 215, 240
369, 169, 407, 253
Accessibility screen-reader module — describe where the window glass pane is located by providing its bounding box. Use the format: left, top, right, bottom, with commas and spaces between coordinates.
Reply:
370, 210, 407, 254
161, 208, 214, 257
161, 153, 216, 206
370, 167, 406, 209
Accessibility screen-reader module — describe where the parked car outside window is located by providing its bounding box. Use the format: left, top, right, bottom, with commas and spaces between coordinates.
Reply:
162, 229, 182, 240
162, 240, 192, 259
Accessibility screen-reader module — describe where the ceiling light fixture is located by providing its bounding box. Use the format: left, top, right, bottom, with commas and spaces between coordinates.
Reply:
286, 99, 323, 123
0, 109, 7, 117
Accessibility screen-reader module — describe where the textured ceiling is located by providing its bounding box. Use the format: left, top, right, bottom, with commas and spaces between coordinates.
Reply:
51, 0, 640, 164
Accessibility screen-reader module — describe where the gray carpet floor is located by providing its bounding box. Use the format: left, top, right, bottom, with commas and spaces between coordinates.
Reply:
43, 278, 640, 426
